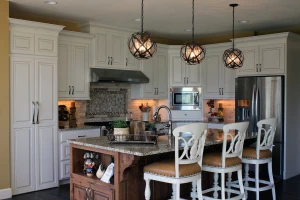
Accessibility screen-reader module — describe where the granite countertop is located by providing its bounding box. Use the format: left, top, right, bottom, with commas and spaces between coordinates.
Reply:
58, 125, 100, 131
155, 120, 228, 125
68, 131, 256, 156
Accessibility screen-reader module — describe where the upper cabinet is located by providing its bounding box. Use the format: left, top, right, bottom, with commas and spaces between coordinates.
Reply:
235, 34, 288, 76
58, 31, 93, 100
131, 45, 169, 99
202, 43, 236, 99
169, 47, 202, 87
124, 33, 141, 70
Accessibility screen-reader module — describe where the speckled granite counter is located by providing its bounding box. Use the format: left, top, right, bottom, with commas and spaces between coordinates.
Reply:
58, 125, 100, 131
68, 132, 256, 156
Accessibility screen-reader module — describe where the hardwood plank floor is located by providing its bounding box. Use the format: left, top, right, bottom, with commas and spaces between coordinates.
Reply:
8, 175, 300, 199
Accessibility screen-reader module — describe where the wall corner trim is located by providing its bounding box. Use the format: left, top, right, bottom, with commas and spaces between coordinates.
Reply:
0, 188, 12, 199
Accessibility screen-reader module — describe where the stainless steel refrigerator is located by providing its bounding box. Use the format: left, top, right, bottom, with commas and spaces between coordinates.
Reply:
235, 76, 284, 178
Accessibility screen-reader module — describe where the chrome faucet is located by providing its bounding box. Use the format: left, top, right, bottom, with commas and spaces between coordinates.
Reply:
153, 105, 172, 136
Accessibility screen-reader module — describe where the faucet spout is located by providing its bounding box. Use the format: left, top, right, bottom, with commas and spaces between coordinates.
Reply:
153, 105, 172, 136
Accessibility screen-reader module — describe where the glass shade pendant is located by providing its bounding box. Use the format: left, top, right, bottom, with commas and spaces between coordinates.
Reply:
128, 0, 157, 59
223, 4, 244, 69
181, 0, 205, 65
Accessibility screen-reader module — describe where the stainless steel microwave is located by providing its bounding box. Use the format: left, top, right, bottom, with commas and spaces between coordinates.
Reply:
170, 87, 202, 110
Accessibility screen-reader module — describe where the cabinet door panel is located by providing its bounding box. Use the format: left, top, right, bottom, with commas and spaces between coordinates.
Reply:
35, 125, 58, 190
222, 67, 236, 98
186, 64, 201, 86
110, 32, 124, 68
58, 41, 72, 98
260, 43, 285, 74
124, 33, 140, 70
170, 55, 185, 86
142, 59, 156, 98
203, 54, 222, 98
35, 58, 57, 124
72, 43, 90, 99
60, 160, 70, 180
35, 35, 57, 57
12, 127, 35, 195
10, 31, 34, 55
96, 31, 109, 66
10, 56, 35, 126
236, 46, 259, 76
73, 183, 88, 200
156, 54, 168, 98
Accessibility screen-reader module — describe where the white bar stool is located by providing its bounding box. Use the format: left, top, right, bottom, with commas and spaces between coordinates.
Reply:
202, 122, 249, 200
143, 122, 207, 200
230, 118, 277, 200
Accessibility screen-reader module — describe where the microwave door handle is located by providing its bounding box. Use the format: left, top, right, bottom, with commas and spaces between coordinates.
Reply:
194, 93, 199, 104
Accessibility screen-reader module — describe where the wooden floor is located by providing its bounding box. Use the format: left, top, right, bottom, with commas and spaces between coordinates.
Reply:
8, 175, 300, 199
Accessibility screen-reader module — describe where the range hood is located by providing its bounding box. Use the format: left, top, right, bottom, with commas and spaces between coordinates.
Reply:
90, 68, 149, 83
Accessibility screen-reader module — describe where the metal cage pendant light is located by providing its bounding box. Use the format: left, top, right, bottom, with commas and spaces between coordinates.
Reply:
128, 0, 157, 60
223, 4, 244, 69
180, 0, 205, 65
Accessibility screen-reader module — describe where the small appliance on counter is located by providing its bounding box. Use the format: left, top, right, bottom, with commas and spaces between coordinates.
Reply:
58, 105, 69, 129
69, 102, 77, 128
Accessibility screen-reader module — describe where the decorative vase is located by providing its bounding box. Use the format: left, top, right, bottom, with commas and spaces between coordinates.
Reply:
114, 127, 129, 141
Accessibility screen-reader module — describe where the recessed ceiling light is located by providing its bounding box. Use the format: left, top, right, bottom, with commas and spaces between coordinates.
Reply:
184, 29, 192, 32
44, 1, 57, 5
238, 20, 249, 24
133, 18, 141, 22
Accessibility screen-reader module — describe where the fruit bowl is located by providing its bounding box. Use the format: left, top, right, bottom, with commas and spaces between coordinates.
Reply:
211, 116, 223, 122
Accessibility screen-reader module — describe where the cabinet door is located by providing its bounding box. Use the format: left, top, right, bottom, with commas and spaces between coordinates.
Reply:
156, 53, 168, 98
72, 42, 90, 99
203, 52, 222, 98
72, 183, 89, 200
124, 33, 140, 70
10, 31, 34, 55
110, 31, 124, 68
93, 188, 114, 200
186, 64, 201, 86
11, 127, 35, 195
60, 160, 70, 180
236, 46, 259, 76
35, 34, 57, 57
10, 56, 35, 127
141, 58, 156, 98
35, 125, 58, 190
58, 41, 72, 99
95, 30, 110, 66
169, 54, 185, 86
222, 66, 236, 99
260, 43, 285, 74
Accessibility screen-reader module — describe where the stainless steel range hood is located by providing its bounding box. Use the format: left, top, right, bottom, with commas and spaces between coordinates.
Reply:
90, 68, 149, 83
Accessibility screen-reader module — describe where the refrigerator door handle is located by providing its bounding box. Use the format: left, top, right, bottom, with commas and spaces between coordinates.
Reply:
251, 84, 256, 124
255, 85, 260, 123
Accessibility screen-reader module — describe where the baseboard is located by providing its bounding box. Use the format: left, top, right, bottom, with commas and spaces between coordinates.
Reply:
59, 179, 70, 185
0, 188, 12, 200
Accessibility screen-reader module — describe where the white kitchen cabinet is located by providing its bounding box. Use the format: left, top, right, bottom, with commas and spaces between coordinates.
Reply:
124, 33, 141, 70
169, 49, 201, 87
202, 43, 235, 99
235, 35, 286, 76
58, 31, 93, 100
10, 19, 63, 195
172, 110, 203, 121
58, 129, 100, 180
131, 46, 168, 99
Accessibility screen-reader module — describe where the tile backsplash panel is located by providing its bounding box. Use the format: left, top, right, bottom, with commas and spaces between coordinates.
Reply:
203, 99, 235, 123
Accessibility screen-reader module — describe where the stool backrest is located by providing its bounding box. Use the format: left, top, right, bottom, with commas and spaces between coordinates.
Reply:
256, 118, 277, 157
173, 123, 207, 178
222, 122, 249, 168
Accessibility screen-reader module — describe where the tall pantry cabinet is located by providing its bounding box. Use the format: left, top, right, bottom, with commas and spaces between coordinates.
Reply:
10, 19, 64, 195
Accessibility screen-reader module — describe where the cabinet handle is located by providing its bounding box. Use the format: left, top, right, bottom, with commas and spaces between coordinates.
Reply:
126, 58, 128, 66
85, 188, 89, 200
69, 86, 71, 95
78, 135, 86, 138
111, 57, 113, 65
156, 88, 158, 95
219, 88, 221, 95
72, 86, 74, 95
32, 101, 35, 124
89, 188, 93, 200
108, 57, 110, 65
36, 101, 39, 124
184, 77, 186, 85
259, 64, 262, 72
222, 88, 224, 95
256, 64, 258, 72
187, 77, 189, 85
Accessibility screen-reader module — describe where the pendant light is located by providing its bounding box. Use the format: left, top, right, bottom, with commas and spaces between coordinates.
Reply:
128, 0, 157, 60
180, 0, 205, 65
223, 4, 244, 69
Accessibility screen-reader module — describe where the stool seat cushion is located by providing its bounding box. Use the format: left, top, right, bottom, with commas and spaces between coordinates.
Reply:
243, 146, 272, 159
144, 160, 201, 177
202, 153, 241, 167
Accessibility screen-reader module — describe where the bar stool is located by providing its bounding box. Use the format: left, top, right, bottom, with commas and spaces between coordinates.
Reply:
202, 122, 249, 200
143, 122, 207, 200
233, 118, 277, 200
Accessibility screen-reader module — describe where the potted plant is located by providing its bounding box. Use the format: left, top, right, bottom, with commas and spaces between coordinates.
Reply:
111, 120, 129, 141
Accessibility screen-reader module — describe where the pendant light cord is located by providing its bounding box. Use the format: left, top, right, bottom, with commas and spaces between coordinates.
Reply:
192, 0, 195, 41
232, 5, 235, 49
141, 0, 144, 33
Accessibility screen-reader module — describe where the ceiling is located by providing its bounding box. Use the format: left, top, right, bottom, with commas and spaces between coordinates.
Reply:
9, 0, 300, 39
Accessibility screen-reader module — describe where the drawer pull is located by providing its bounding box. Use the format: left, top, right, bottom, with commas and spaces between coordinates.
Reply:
78, 135, 86, 138
185, 114, 187, 116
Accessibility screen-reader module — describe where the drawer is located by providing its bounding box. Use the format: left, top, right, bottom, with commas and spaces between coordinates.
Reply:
172, 110, 203, 120
60, 142, 70, 160
59, 160, 70, 180
60, 128, 100, 142
35, 34, 57, 56
10, 31, 34, 55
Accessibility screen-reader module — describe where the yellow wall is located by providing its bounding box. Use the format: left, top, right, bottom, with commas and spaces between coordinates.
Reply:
0, 0, 10, 190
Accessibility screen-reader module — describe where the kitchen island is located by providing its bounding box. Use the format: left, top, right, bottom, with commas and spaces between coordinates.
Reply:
68, 132, 256, 200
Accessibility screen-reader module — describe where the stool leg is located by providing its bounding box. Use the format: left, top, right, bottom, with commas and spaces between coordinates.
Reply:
221, 172, 225, 200
227, 172, 232, 198
238, 168, 246, 200
268, 162, 276, 200
191, 180, 196, 200
170, 184, 175, 200
176, 183, 180, 200
197, 178, 203, 200
244, 163, 249, 199
255, 164, 260, 200
213, 173, 219, 199
145, 178, 151, 200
